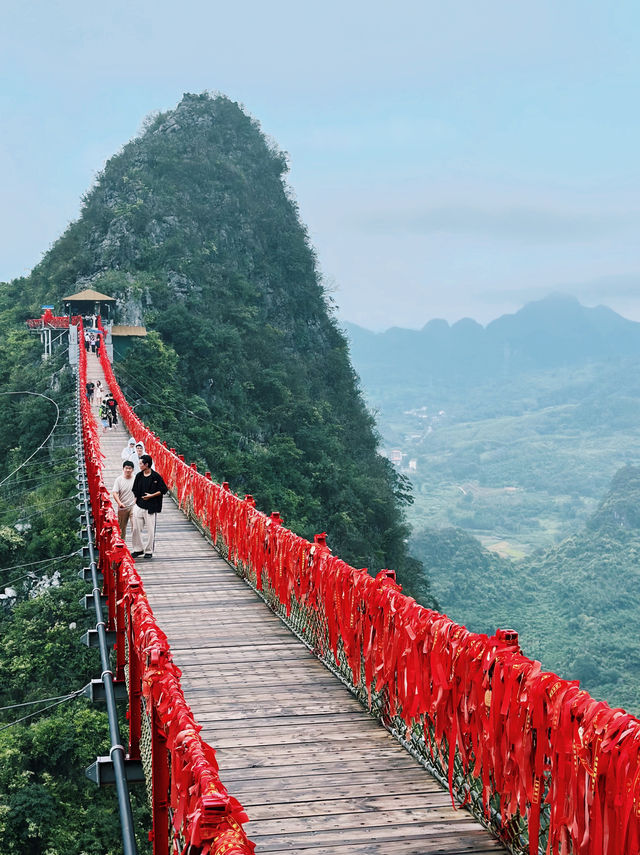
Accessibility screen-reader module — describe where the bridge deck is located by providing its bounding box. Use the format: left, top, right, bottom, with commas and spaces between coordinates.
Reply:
89, 352, 504, 854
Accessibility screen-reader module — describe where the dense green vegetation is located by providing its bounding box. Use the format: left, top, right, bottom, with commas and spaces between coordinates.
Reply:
346, 300, 640, 555
403, 361, 640, 555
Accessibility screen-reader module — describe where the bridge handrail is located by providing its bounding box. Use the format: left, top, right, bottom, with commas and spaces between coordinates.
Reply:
98, 322, 640, 855
79, 320, 255, 855
26, 312, 80, 328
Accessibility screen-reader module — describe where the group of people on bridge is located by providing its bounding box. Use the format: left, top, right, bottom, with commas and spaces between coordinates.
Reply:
83, 328, 102, 354
85, 379, 120, 432
112, 437, 168, 560
87, 376, 169, 558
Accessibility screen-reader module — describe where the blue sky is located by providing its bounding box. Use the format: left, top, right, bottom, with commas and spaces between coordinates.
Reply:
1, 1, 638, 329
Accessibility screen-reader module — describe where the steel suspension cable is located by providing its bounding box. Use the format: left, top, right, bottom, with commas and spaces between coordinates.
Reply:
0, 391, 61, 487
0, 692, 81, 711
0, 466, 77, 494
0, 551, 80, 575
0, 495, 77, 520
112, 349, 236, 433
0, 689, 85, 733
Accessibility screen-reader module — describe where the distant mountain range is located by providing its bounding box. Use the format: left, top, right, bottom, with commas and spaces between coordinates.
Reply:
344, 295, 640, 389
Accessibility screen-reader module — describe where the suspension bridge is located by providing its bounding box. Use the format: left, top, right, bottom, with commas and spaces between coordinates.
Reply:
33, 314, 640, 854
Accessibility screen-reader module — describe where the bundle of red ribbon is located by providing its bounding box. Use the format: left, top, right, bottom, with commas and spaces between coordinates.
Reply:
94, 319, 640, 855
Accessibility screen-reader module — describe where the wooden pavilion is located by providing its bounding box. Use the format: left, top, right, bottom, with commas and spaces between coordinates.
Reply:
63, 288, 116, 321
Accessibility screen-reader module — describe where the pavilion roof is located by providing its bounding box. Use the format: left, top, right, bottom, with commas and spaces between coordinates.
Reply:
111, 325, 147, 336
63, 288, 116, 302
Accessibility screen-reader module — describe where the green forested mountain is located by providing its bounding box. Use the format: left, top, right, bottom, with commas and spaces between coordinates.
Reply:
412, 465, 640, 713
0, 91, 435, 853
345, 298, 640, 711
14, 91, 422, 585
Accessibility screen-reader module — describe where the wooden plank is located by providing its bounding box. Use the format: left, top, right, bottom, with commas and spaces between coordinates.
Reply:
187, 711, 368, 727
180, 675, 343, 692
262, 841, 502, 855
171, 656, 310, 668
236, 778, 446, 802
167, 658, 334, 675
200, 729, 393, 751
212, 745, 426, 769
249, 824, 503, 852
187, 706, 366, 722
225, 757, 430, 784
248, 812, 483, 835
196, 717, 390, 736
244, 793, 457, 818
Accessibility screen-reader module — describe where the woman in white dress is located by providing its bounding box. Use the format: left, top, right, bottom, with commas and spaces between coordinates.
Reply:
95, 380, 104, 410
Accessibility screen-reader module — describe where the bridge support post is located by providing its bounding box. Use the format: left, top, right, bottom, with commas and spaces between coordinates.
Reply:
115, 561, 126, 681
151, 707, 170, 855
104, 557, 116, 629
128, 596, 142, 761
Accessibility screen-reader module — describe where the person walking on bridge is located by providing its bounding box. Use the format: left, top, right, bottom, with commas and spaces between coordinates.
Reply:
99, 399, 111, 432
112, 461, 136, 539
105, 393, 118, 426
121, 437, 136, 461
131, 454, 168, 559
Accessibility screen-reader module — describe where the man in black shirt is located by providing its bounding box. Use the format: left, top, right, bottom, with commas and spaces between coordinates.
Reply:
131, 454, 168, 559
105, 394, 118, 425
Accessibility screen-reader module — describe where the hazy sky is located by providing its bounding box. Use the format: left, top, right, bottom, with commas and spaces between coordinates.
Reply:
1, 1, 638, 329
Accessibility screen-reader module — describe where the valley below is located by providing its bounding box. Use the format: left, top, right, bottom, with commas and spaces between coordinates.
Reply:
345, 298, 640, 712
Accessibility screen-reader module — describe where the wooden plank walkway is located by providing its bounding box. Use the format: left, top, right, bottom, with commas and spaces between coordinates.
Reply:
87, 352, 505, 854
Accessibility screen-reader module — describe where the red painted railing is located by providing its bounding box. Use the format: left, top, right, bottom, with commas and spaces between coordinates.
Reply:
78, 320, 255, 855
89, 318, 640, 855
26, 310, 80, 328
